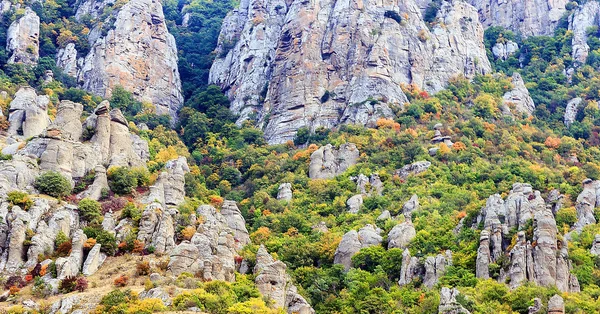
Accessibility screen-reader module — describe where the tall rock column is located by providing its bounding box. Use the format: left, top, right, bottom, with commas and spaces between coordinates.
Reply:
77, 0, 183, 121
6, 7, 39, 65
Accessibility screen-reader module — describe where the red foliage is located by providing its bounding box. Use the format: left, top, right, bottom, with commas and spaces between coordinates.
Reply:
113, 274, 129, 287
101, 196, 127, 214
75, 277, 88, 292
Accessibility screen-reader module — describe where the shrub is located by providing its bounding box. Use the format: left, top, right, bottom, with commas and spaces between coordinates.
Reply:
107, 167, 138, 195
83, 227, 117, 255
55, 231, 69, 247
114, 274, 129, 287
34, 171, 72, 198
136, 260, 151, 276
4, 275, 25, 289
181, 226, 196, 241
78, 198, 103, 223
32, 276, 52, 298
75, 277, 88, 292
59, 276, 78, 293
101, 196, 128, 214
6, 191, 33, 210
98, 289, 137, 313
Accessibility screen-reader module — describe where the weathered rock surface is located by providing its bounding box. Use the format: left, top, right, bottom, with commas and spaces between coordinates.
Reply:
139, 287, 172, 306
439, 287, 471, 314
309, 144, 359, 179
82, 243, 106, 276
548, 294, 565, 314
387, 218, 416, 250
163, 157, 190, 206
564, 98, 583, 127
77, 0, 183, 120
423, 251, 452, 289
569, 2, 600, 66
402, 194, 419, 216
211, 0, 491, 143
573, 179, 599, 231
7, 87, 50, 138
476, 183, 580, 292
492, 40, 519, 61
6, 7, 39, 65
334, 224, 382, 270
396, 161, 431, 180
78, 165, 109, 200
56, 42, 79, 77
346, 194, 363, 214
55, 229, 87, 279
254, 246, 315, 313
220, 200, 251, 249
50, 100, 84, 141
502, 73, 535, 116
468, 0, 567, 36
277, 183, 293, 201
590, 235, 600, 256
137, 203, 175, 254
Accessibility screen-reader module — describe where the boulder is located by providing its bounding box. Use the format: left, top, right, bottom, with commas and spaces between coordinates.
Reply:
590, 235, 600, 256
139, 287, 172, 306
346, 194, 363, 214
402, 194, 419, 216
387, 220, 416, 250
492, 40, 519, 60
396, 161, 431, 180
333, 225, 382, 270
82, 244, 106, 276
7, 87, 50, 138
564, 98, 583, 127
277, 183, 293, 201
220, 200, 251, 249
502, 73, 535, 116
548, 294, 565, 314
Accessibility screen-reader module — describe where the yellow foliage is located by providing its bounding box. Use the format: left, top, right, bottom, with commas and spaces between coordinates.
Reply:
227, 298, 281, 314
125, 298, 166, 314
545, 136, 561, 149
154, 146, 179, 163
181, 226, 196, 241
251, 227, 272, 244
438, 143, 451, 155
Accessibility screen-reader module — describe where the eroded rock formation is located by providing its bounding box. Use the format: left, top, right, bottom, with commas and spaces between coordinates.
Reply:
334, 224, 382, 270
211, 0, 491, 143
6, 7, 39, 65
309, 143, 359, 179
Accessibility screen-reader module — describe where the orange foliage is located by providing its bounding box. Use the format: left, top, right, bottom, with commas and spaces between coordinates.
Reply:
209, 195, 224, 206
452, 142, 467, 151
132, 240, 145, 254
545, 136, 561, 149
113, 274, 129, 287
9, 286, 20, 295
251, 227, 272, 244
83, 238, 97, 249
181, 226, 196, 241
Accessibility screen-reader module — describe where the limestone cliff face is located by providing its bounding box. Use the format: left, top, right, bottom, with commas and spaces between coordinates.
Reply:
468, 0, 568, 36
210, 0, 491, 144
6, 7, 39, 65
569, 2, 600, 66
62, 0, 183, 120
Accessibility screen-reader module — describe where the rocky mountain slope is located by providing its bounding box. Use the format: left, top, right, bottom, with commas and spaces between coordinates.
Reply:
0, 0, 600, 313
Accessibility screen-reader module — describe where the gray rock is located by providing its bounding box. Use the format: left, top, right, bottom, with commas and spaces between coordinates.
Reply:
346, 194, 363, 214
77, 0, 183, 120
528, 298, 542, 314
492, 40, 519, 61
167, 241, 201, 276
396, 161, 431, 180
398, 249, 420, 286
7, 87, 50, 138
569, 2, 600, 66
221, 200, 251, 249
50, 100, 84, 141
3, 218, 26, 273
82, 244, 106, 276
423, 251, 452, 289
6, 7, 39, 65
564, 98, 583, 127
548, 294, 565, 314
164, 157, 189, 205
503, 73, 535, 116
387, 221, 416, 250
439, 287, 471, 314
56, 229, 87, 279
137, 203, 175, 254
139, 287, 172, 306
210, 0, 490, 144
590, 235, 600, 256
79, 165, 109, 201
309, 144, 359, 179
402, 194, 419, 216
277, 183, 293, 201
476, 230, 491, 279
56, 42, 78, 77
573, 179, 599, 231
334, 225, 382, 270
467, 0, 567, 36
377, 210, 391, 221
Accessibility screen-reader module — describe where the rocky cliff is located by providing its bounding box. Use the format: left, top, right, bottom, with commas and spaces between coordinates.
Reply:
6, 7, 39, 65
210, 0, 491, 143
56, 0, 183, 121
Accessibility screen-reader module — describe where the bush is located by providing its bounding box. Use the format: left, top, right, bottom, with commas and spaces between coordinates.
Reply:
78, 198, 103, 223
34, 171, 72, 198
107, 167, 138, 195
4, 275, 25, 289
75, 277, 88, 292
59, 276, 78, 293
114, 274, 129, 287
136, 260, 151, 276
83, 227, 118, 255
6, 191, 33, 210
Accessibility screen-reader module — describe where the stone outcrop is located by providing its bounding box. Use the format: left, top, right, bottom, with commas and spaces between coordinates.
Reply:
277, 183, 293, 201
137, 203, 176, 254
50, 100, 84, 141
6, 7, 39, 65
402, 194, 419, 216
0, 155, 39, 196
492, 40, 519, 61
55, 229, 87, 279
475, 183, 580, 292
254, 246, 315, 313
569, 2, 600, 66
423, 251, 452, 289
82, 243, 106, 276
502, 73, 535, 116
144, 157, 190, 206
76, 0, 183, 120
346, 194, 363, 214
7, 87, 50, 138
387, 216, 416, 250
2, 218, 26, 273
56, 42, 79, 77
467, 0, 567, 36
168, 203, 249, 281
334, 224, 382, 270
395, 161, 431, 180
564, 98, 583, 127
78, 165, 109, 201
355, 173, 384, 196
548, 294, 565, 314
573, 179, 599, 231
309, 143, 359, 179
590, 235, 600, 256
439, 287, 471, 314
211, 0, 491, 143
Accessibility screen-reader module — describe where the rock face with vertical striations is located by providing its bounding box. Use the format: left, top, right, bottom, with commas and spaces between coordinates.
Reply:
502, 73, 535, 116
7, 87, 50, 138
334, 224, 382, 270
76, 0, 183, 120
569, 2, 600, 66
210, 0, 491, 143
6, 7, 39, 65
467, 0, 567, 36
254, 246, 315, 313
309, 143, 359, 179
